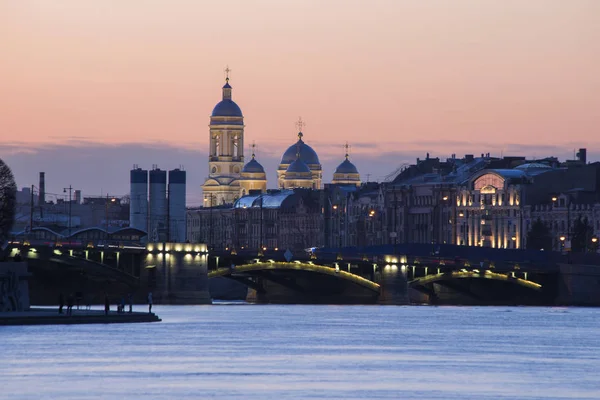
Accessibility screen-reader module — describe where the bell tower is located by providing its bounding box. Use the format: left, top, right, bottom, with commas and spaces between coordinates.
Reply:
202, 67, 246, 206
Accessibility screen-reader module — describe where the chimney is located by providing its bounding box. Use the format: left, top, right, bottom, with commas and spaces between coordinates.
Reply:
577, 148, 587, 164
38, 172, 45, 206
74, 190, 82, 204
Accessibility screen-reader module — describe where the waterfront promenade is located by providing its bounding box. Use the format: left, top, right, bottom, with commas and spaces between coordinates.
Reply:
0, 308, 161, 326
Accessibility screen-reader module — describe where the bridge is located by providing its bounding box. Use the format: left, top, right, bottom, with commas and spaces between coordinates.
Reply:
7, 228, 600, 305
205, 244, 566, 305
7, 228, 212, 305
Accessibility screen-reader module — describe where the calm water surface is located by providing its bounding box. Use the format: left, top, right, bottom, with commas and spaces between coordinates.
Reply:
2, 305, 600, 399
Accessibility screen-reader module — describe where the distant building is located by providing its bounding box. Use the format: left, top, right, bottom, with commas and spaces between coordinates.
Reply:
200, 70, 359, 206
187, 189, 322, 252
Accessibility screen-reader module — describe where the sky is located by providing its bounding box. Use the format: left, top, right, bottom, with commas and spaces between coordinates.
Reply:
1, 0, 599, 206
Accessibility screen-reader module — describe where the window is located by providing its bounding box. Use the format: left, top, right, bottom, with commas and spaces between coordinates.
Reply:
474, 174, 505, 191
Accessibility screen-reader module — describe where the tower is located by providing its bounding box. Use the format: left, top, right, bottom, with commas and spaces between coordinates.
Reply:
201, 67, 245, 206
239, 143, 267, 196
168, 168, 187, 242
149, 167, 167, 241
332, 143, 361, 186
277, 117, 322, 189
129, 166, 148, 232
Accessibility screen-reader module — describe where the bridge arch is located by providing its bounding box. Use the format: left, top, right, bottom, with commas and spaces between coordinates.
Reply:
210, 262, 380, 293
410, 270, 542, 292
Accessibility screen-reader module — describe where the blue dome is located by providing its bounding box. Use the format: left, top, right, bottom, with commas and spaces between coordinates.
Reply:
281, 139, 320, 165
286, 158, 311, 174
211, 100, 243, 117
335, 159, 358, 174
242, 158, 265, 173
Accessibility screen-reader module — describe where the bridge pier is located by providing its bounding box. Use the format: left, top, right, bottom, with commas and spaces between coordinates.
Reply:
143, 243, 211, 305
377, 264, 409, 305
556, 263, 600, 306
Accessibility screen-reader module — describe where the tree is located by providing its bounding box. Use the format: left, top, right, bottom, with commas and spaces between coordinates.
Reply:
571, 215, 594, 253
526, 218, 553, 251
0, 158, 17, 257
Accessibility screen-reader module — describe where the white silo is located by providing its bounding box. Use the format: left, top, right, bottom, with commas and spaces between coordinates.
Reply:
149, 166, 167, 241
129, 166, 148, 232
168, 168, 187, 242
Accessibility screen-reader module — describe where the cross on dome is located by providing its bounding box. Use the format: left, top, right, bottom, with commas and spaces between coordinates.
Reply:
224, 65, 231, 82
295, 117, 305, 139
344, 142, 351, 160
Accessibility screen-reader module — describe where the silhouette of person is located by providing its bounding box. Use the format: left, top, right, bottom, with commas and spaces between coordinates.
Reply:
58, 293, 65, 314
104, 293, 110, 316
67, 293, 74, 316
128, 293, 133, 313
147, 292, 153, 314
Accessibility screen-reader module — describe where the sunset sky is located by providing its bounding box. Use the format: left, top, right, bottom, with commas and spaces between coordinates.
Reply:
1, 0, 599, 205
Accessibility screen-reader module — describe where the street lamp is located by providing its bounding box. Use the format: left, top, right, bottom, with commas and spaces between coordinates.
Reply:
458, 211, 466, 245
105, 195, 116, 241
204, 195, 215, 250
63, 185, 73, 239
552, 194, 571, 240
559, 235, 566, 252
590, 237, 598, 253
332, 204, 342, 248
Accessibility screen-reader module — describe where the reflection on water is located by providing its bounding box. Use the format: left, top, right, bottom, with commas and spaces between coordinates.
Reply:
2, 305, 600, 399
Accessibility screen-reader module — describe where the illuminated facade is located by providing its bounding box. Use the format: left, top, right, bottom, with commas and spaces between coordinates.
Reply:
456, 170, 528, 249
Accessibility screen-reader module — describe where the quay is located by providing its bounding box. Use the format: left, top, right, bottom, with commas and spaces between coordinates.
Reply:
0, 308, 161, 326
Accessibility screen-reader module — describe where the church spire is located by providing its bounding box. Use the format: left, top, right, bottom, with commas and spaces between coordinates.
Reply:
222, 65, 232, 100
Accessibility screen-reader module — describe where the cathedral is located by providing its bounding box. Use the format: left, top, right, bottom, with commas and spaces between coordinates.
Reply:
201, 73, 361, 205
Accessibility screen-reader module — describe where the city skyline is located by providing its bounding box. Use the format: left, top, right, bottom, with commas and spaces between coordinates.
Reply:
1, 1, 599, 204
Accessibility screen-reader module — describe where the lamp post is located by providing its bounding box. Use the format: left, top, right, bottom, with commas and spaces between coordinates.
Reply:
105, 194, 116, 241
368, 208, 375, 246
433, 193, 449, 246
63, 185, 73, 239
458, 211, 465, 245
441, 195, 449, 244
390, 190, 398, 254
592, 237, 599, 253
552, 194, 571, 240
204, 194, 215, 250
259, 194, 264, 256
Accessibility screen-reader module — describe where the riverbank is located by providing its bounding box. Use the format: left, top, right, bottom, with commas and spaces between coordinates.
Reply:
0, 307, 161, 326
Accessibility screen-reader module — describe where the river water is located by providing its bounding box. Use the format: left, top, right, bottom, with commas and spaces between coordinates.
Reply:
2, 305, 600, 399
